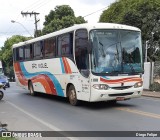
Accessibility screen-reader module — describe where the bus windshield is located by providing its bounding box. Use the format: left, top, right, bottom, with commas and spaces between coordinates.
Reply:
90, 29, 143, 75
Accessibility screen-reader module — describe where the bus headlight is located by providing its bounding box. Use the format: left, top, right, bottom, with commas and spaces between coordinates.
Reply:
93, 84, 109, 90
134, 81, 143, 88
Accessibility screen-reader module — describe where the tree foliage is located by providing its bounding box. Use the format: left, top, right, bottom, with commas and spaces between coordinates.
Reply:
0, 35, 31, 79
42, 5, 86, 34
99, 0, 160, 61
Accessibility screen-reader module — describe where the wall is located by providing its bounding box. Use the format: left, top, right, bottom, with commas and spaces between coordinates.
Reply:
143, 62, 154, 89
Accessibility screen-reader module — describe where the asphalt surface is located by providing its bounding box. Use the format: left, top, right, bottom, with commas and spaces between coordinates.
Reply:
0, 83, 160, 140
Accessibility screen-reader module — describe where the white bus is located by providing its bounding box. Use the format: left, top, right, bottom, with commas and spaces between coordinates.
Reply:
12, 23, 143, 105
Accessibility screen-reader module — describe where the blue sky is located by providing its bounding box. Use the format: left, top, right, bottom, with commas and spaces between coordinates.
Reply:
0, 0, 115, 47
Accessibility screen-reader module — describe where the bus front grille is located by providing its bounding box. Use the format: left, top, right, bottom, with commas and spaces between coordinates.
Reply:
108, 92, 133, 97
111, 86, 132, 90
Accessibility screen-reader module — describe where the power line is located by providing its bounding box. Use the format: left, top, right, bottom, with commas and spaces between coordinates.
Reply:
0, 30, 33, 34
28, 0, 52, 11
83, 5, 109, 18
21, 11, 40, 37
23, 0, 44, 11
2, 0, 45, 38
11, 20, 33, 37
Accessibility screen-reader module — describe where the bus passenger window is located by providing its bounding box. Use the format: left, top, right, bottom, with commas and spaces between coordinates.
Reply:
24, 45, 31, 60
44, 38, 56, 58
58, 33, 73, 57
13, 48, 16, 61
18, 47, 24, 61
33, 41, 43, 59
30, 44, 33, 59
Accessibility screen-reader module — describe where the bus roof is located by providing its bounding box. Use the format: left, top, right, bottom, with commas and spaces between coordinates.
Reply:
12, 23, 141, 48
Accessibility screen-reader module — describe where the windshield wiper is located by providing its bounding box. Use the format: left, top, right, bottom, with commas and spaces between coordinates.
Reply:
99, 41, 106, 57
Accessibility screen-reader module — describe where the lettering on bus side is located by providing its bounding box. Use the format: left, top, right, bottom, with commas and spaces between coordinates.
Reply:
38, 63, 48, 68
32, 63, 37, 69
32, 63, 48, 69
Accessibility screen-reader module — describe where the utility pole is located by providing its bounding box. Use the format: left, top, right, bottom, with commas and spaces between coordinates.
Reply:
145, 40, 149, 62
21, 11, 40, 37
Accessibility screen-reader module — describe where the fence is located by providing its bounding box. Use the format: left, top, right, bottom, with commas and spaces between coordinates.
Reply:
143, 61, 160, 90
153, 61, 160, 84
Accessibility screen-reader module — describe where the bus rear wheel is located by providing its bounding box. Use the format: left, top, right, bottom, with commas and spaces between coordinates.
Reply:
29, 81, 36, 96
68, 85, 79, 106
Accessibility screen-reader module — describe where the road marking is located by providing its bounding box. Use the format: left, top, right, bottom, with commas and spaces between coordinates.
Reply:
7, 101, 77, 140
116, 107, 160, 119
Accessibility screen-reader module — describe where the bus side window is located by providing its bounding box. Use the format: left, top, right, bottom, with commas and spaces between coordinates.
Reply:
44, 38, 56, 58
24, 45, 31, 60
13, 48, 16, 61
30, 44, 33, 59
33, 41, 44, 59
18, 47, 24, 61
58, 33, 73, 57
75, 29, 89, 77
69, 33, 73, 55
16, 48, 19, 61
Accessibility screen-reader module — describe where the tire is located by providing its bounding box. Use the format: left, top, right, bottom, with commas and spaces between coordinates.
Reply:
68, 85, 79, 106
8, 83, 10, 88
0, 91, 4, 100
28, 81, 36, 96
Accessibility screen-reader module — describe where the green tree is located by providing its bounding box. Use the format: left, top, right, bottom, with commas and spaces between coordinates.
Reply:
99, 0, 160, 61
42, 5, 86, 34
0, 35, 31, 79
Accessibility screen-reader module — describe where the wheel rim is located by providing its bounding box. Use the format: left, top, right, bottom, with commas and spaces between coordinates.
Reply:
69, 89, 77, 105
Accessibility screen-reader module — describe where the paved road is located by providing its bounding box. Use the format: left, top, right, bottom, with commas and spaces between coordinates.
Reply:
0, 83, 160, 140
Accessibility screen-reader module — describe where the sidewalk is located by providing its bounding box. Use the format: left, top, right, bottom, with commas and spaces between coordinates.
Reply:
142, 90, 160, 98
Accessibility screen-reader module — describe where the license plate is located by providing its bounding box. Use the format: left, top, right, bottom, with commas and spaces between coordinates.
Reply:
116, 97, 125, 101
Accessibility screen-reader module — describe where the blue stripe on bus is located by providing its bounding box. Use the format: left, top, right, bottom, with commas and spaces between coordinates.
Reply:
60, 58, 65, 73
101, 76, 110, 80
20, 62, 64, 97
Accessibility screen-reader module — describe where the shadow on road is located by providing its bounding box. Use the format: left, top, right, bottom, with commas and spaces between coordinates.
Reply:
24, 92, 69, 104
79, 101, 136, 110
22, 92, 137, 110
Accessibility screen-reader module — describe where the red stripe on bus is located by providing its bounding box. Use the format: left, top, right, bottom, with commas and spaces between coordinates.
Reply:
14, 62, 57, 95
32, 75, 53, 94
62, 57, 68, 73
14, 62, 28, 86
64, 57, 72, 74
100, 77, 142, 84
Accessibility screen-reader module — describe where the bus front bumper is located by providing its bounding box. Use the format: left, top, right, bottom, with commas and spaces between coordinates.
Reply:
89, 87, 143, 102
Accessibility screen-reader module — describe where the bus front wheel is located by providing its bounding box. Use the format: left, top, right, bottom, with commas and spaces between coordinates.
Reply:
29, 81, 36, 96
0, 91, 4, 100
68, 85, 79, 106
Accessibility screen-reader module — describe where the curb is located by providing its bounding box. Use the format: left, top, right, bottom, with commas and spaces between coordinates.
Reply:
142, 91, 160, 98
